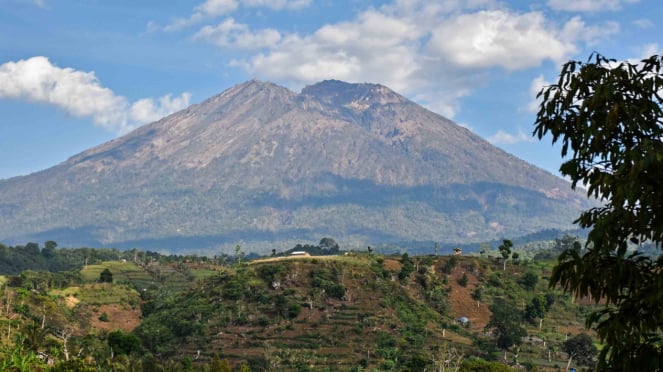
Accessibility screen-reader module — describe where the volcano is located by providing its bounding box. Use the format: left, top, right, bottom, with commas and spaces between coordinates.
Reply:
0, 80, 589, 253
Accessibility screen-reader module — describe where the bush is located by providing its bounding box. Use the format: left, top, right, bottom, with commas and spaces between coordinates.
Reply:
99, 268, 113, 283
399, 253, 415, 281
442, 256, 459, 274
107, 330, 142, 355
458, 273, 468, 287
519, 271, 538, 291
311, 268, 346, 299
288, 303, 302, 319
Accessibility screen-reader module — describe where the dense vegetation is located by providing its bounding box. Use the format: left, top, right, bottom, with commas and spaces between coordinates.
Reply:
0, 238, 606, 371
0, 241, 124, 275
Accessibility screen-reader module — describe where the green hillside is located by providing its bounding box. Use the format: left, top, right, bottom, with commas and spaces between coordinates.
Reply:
0, 249, 599, 371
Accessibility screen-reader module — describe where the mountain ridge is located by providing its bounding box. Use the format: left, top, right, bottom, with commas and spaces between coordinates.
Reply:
0, 79, 590, 253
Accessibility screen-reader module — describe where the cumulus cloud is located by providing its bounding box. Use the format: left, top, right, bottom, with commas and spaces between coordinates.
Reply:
154, 0, 622, 120
194, 18, 281, 49
201, 1, 612, 118
130, 93, 192, 124
487, 129, 535, 145
0, 57, 190, 133
164, 0, 310, 31
242, 9, 423, 94
547, 0, 639, 12
428, 10, 574, 70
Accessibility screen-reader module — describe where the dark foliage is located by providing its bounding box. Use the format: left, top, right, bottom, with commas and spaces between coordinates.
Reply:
535, 53, 663, 369
562, 333, 598, 367
99, 268, 113, 283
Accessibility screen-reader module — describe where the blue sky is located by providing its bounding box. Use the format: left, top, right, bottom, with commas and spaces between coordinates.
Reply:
0, 0, 660, 179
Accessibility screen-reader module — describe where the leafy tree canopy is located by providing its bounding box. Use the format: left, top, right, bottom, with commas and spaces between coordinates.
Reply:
498, 239, 512, 270
485, 298, 526, 351
534, 53, 663, 369
99, 268, 113, 283
563, 333, 598, 367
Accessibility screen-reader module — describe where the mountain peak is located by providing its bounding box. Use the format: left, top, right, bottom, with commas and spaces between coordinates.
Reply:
301, 80, 406, 110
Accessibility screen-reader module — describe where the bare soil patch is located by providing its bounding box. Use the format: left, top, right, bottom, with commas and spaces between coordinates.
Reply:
446, 264, 491, 331
90, 304, 141, 332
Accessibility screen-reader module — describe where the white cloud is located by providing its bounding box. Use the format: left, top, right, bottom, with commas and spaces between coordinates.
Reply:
214, 4, 607, 117
560, 16, 619, 46
171, 0, 622, 120
487, 129, 535, 145
242, 0, 311, 10
165, 0, 239, 31
547, 0, 639, 12
197, 0, 239, 16
130, 93, 192, 124
164, 0, 310, 31
243, 10, 423, 94
638, 43, 661, 58
194, 18, 281, 49
0, 57, 190, 133
428, 10, 574, 70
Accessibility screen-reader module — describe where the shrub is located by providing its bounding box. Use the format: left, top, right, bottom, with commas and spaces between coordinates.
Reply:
288, 303, 302, 319
458, 273, 469, 287
99, 268, 113, 283
107, 330, 142, 355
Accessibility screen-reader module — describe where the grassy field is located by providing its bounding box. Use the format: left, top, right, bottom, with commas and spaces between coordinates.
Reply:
79, 259, 224, 295
80, 261, 146, 282
53, 283, 140, 306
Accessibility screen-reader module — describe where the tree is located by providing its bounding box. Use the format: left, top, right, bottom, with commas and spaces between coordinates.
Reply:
524, 296, 547, 329
54, 327, 73, 361
319, 237, 340, 253
398, 253, 414, 281
485, 298, 527, 362
471, 287, 483, 308
498, 239, 512, 271
562, 333, 598, 369
107, 330, 142, 356
42, 240, 57, 258
234, 244, 244, 266
534, 53, 663, 370
520, 271, 538, 291
511, 252, 519, 265
99, 268, 113, 283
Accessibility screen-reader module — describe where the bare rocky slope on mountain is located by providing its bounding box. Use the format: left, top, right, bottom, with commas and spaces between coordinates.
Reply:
0, 80, 591, 253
